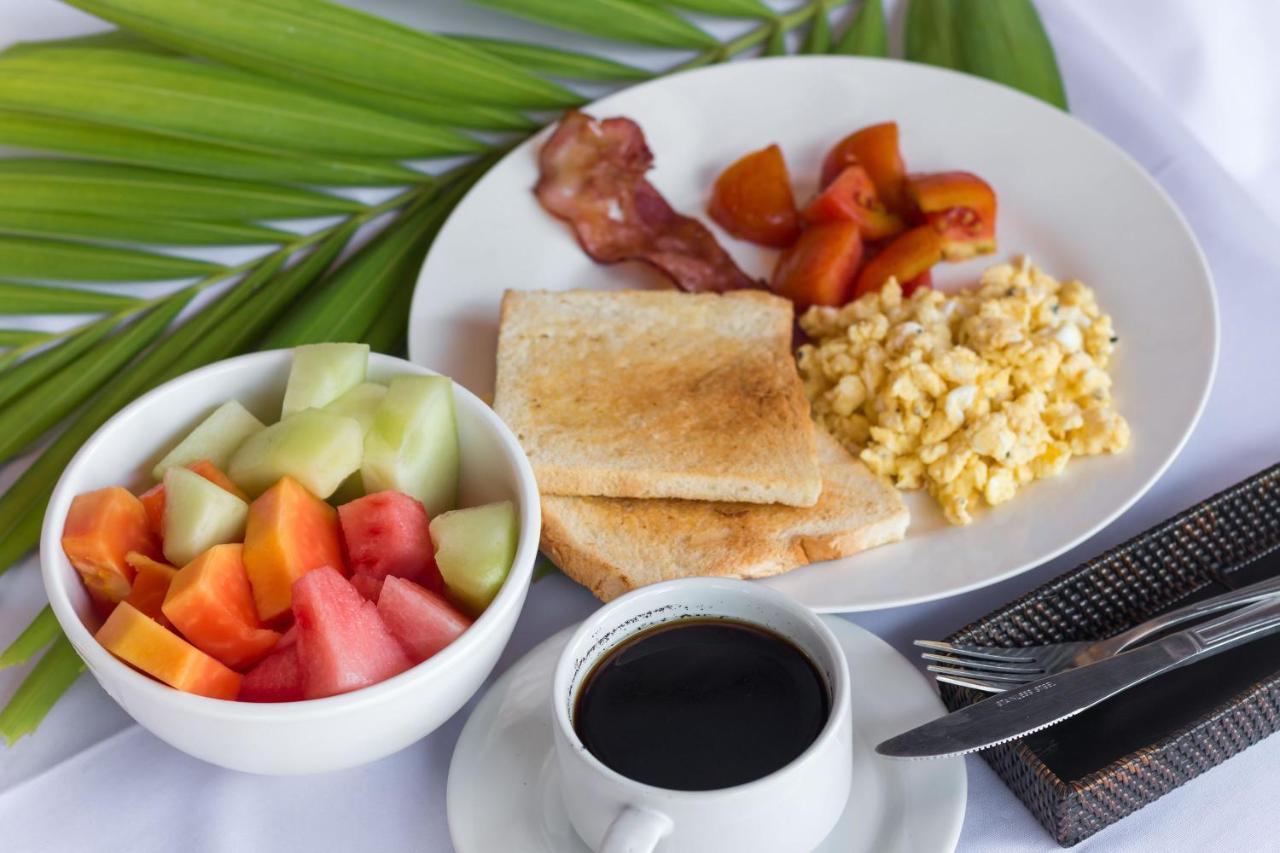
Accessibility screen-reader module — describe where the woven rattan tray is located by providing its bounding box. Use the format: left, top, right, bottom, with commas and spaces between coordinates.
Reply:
940, 463, 1280, 846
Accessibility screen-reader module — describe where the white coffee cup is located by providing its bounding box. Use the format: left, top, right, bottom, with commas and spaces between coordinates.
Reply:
551, 578, 853, 853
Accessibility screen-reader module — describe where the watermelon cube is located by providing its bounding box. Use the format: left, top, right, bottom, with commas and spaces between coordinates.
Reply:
239, 644, 304, 703
350, 574, 383, 603
292, 566, 411, 699
338, 491, 443, 592
377, 576, 471, 664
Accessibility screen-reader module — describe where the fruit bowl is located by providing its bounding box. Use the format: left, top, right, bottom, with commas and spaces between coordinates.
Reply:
40, 350, 541, 775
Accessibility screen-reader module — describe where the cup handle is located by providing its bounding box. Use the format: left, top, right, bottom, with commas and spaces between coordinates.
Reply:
597, 806, 673, 853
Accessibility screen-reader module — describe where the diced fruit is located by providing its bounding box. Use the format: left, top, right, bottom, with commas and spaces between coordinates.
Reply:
162, 544, 281, 670
770, 220, 863, 310
322, 382, 387, 436
338, 491, 443, 592
377, 576, 471, 663
238, 643, 303, 703
853, 225, 944, 298
292, 566, 411, 699
138, 460, 248, 539
123, 552, 177, 626
228, 408, 363, 499
96, 602, 241, 700
62, 487, 160, 608
905, 171, 997, 260
152, 400, 264, 481
280, 343, 370, 418
431, 501, 518, 617
707, 144, 801, 248
803, 165, 904, 240
243, 476, 345, 622
362, 376, 460, 517
350, 574, 384, 603
902, 268, 932, 297
162, 467, 249, 568
821, 122, 908, 213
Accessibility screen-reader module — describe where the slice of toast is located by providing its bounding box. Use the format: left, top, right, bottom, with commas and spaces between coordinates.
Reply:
494, 289, 821, 507
541, 430, 909, 602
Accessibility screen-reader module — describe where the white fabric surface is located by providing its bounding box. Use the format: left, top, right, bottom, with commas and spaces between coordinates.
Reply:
2, 1, 1279, 850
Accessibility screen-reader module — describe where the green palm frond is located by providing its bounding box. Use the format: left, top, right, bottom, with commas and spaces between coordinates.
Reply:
0, 0, 1064, 741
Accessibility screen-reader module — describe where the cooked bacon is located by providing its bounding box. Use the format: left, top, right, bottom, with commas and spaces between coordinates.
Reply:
535, 110, 759, 293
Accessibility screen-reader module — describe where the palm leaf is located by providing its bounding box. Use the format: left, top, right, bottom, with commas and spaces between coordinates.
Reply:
470, 0, 718, 49
0, 281, 139, 313
0, 606, 58, 668
450, 36, 652, 82
0, 211, 287, 247
835, 0, 888, 56
0, 330, 49, 348
0, 636, 84, 745
0, 237, 223, 282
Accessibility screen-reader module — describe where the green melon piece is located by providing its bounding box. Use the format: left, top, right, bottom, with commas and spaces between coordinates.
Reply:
162, 467, 250, 567
322, 382, 387, 436
152, 400, 264, 481
228, 409, 363, 499
361, 375, 459, 516
431, 501, 518, 616
280, 343, 369, 418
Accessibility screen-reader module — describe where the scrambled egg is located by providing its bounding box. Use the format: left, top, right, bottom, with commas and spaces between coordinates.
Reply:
796, 259, 1130, 525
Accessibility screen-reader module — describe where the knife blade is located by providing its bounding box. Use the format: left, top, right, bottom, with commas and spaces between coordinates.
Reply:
876, 634, 1192, 759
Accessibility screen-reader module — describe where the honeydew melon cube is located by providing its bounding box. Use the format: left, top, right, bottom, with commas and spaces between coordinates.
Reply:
430, 501, 517, 616
228, 409, 363, 499
162, 467, 250, 567
152, 400, 264, 482
322, 382, 387, 437
280, 343, 369, 419
361, 376, 459, 516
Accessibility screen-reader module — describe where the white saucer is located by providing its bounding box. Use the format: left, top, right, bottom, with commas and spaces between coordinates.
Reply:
447, 617, 967, 852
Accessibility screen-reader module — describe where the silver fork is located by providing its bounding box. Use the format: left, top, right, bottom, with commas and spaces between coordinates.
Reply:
917, 573, 1280, 693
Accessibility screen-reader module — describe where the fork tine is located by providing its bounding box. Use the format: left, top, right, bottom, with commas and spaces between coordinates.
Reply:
913, 639, 1037, 663
926, 664, 1035, 684
919, 652, 1044, 674
932, 672, 1008, 693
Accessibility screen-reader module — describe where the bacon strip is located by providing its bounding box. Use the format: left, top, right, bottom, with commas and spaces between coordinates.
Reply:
535, 110, 759, 293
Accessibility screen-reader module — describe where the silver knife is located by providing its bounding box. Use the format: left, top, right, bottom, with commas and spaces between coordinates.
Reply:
878, 594, 1280, 759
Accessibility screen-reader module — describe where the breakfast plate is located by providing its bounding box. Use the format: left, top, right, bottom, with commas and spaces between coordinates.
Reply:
447, 617, 967, 853
408, 56, 1217, 612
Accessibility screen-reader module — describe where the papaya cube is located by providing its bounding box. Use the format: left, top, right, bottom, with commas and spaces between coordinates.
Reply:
62, 487, 161, 608
123, 552, 177, 627
139, 484, 166, 539
162, 544, 280, 670
96, 602, 241, 700
243, 476, 345, 622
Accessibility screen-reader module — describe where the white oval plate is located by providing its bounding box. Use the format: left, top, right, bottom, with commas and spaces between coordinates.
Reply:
409, 56, 1217, 612
447, 617, 966, 853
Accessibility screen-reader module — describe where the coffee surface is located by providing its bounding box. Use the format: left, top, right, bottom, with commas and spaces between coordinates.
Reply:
573, 619, 830, 791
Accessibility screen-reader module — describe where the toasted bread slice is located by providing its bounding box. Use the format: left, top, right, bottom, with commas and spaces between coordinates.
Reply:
541, 430, 908, 602
494, 289, 821, 507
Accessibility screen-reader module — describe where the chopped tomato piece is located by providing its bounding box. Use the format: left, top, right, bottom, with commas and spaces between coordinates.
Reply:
61, 487, 161, 609
901, 269, 932, 297
854, 225, 943, 298
771, 221, 863, 309
821, 122, 908, 213
803, 165, 905, 240
708, 144, 801, 248
905, 171, 997, 260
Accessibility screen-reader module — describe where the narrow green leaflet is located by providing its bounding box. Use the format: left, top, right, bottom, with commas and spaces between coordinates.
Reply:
0, 112, 423, 186
644, 0, 776, 20
835, 0, 888, 56
0, 280, 138, 313
285, 76, 539, 132
63, 0, 579, 108
451, 35, 652, 82
949, 0, 1067, 109
0, 210, 287, 247
0, 504, 41, 572
904, 0, 959, 69
0, 289, 193, 463
2, 28, 172, 57
0, 237, 222, 282
0, 313, 118, 408
470, 0, 718, 49
0, 330, 49, 348
803, 3, 832, 54
0, 606, 58, 668
0, 49, 484, 159
0, 160, 362, 221
763, 25, 787, 56
0, 636, 84, 745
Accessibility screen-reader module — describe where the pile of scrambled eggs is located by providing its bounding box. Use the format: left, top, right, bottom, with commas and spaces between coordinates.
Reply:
797, 259, 1130, 525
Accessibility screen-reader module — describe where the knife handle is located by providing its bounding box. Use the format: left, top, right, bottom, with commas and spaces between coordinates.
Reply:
1106, 572, 1280, 654
1186, 596, 1280, 655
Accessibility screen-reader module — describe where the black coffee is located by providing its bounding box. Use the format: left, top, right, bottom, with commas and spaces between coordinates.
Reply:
572, 619, 830, 791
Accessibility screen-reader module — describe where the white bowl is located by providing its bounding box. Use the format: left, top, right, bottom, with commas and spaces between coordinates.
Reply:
40, 350, 541, 775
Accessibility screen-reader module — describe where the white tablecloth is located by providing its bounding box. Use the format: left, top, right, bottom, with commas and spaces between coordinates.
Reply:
2, 1, 1279, 850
